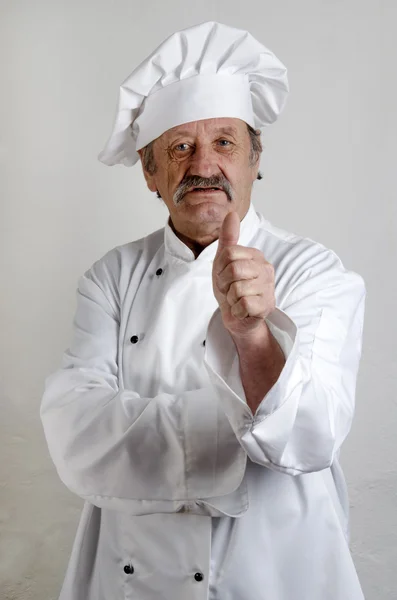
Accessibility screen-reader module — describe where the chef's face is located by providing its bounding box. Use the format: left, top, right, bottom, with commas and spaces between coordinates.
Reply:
138, 117, 261, 255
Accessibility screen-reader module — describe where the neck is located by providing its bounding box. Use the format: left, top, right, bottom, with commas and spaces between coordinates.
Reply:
168, 218, 209, 259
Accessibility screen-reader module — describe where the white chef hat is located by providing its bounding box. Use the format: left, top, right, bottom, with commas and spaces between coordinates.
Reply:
98, 21, 289, 167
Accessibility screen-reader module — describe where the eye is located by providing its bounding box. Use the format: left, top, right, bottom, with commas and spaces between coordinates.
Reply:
174, 143, 190, 152
218, 139, 232, 147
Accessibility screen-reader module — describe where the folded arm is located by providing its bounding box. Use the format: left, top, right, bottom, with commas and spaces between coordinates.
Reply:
204, 248, 366, 476
40, 267, 247, 513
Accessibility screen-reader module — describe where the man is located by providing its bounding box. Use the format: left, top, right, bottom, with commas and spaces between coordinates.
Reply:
40, 21, 366, 600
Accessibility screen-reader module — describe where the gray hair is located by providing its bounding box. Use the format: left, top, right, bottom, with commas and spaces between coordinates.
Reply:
140, 122, 263, 180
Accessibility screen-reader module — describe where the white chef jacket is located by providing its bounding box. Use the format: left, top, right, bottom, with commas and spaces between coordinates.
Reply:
40, 200, 366, 600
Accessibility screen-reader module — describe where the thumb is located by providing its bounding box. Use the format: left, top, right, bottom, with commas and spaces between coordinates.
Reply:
217, 211, 240, 253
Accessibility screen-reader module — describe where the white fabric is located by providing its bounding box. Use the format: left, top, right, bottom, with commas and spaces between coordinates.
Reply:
97, 21, 289, 167
40, 202, 366, 599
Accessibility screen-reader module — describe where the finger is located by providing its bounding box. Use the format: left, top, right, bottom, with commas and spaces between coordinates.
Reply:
217, 259, 261, 294
216, 211, 240, 255
214, 246, 264, 276
226, 278, 266, 306
231, 295, 270, 320
217, 254, 271, 294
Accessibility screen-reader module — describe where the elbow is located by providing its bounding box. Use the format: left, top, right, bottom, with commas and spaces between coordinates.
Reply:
245, 423, 338, 476
248, 452, 334, 477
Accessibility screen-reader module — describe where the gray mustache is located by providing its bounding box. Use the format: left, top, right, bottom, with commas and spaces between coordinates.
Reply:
174, 176, 233, 204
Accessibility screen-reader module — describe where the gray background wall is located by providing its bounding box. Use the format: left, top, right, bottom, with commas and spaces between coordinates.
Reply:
1, 1, 395, 598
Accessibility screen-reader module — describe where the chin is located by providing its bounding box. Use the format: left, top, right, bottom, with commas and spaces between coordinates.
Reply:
187, 202, 228, 219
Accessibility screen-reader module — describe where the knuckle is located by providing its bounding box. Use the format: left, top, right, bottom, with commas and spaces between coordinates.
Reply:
241, 296, 250, 310
229, 261, 239, 278
228, 281, 239, 304
264, 260, 274, 272
230, 280, 238, 295
264, 264, 274, 281
224, 247, 235, 262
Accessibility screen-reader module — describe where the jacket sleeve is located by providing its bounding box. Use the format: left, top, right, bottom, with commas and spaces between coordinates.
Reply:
40, 264, 247, 513
203, 247, 366, 476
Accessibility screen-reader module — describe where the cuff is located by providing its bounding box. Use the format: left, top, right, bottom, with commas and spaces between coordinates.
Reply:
203, 306, 301, 439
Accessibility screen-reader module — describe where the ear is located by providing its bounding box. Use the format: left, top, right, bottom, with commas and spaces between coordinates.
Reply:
138, 148, 157, 193
251, 153, 261, 183
248, 127, 262, 183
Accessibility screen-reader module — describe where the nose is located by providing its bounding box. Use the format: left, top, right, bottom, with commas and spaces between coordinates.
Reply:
187, 143, 220, 179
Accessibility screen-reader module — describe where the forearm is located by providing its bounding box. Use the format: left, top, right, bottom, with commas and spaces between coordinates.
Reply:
232, 320, 286, 414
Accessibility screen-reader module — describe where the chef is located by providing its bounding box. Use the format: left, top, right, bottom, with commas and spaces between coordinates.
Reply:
40, 20, 367, 600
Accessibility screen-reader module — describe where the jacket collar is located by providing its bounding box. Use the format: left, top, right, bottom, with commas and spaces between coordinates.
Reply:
164, 201, 260, 265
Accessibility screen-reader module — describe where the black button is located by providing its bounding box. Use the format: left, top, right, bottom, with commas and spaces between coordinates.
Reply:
130, 335, 139, 344
194, 572, 204, 582
124, 564, 134, 574
202, 339, 206, 347
156, 268, 163, 276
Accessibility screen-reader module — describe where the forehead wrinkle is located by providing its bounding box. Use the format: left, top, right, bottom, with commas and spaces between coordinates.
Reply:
216, 126, 239, 136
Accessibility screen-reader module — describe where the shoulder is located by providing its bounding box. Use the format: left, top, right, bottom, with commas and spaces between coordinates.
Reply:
77, 226, 165, 312
254, 212, 366, 304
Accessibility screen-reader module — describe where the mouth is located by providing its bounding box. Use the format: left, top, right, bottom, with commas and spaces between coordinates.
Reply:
187, 187, 224, 194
